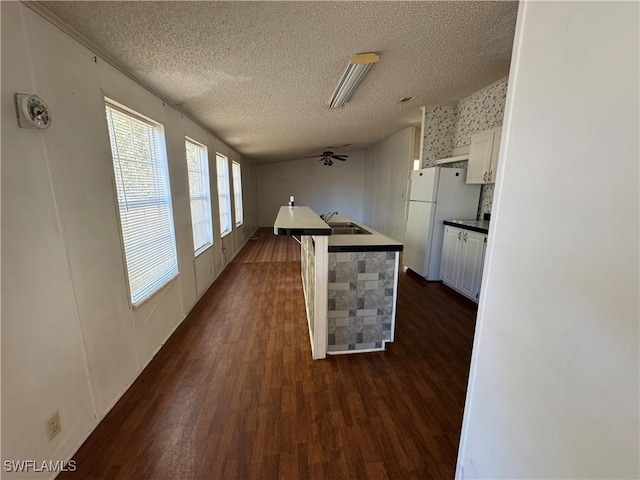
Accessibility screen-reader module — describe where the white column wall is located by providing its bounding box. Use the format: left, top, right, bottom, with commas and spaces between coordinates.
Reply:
457, 2, 639, 479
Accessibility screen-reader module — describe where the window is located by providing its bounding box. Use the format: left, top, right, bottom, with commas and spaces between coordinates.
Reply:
105, 100, 178, 305
185, 138, 213, 255
232, 161, 244, 227
216, 153, 232, 236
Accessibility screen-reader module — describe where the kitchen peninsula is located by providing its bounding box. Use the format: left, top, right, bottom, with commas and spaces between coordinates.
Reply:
274, 206, 403, 359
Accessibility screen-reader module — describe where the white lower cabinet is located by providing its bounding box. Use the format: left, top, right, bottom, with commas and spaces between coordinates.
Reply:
440, 226, 487, 302
441, 226, 462, 285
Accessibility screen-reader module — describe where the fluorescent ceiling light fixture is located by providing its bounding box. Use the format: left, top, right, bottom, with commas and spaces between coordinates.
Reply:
328, 52, 379, 108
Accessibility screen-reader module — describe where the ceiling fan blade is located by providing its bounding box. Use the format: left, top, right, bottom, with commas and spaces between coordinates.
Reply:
332, 155, 349, 160
305, 155, 323, 158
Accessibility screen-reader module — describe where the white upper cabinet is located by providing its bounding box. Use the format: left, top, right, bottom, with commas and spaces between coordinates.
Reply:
466, 127, 502, 184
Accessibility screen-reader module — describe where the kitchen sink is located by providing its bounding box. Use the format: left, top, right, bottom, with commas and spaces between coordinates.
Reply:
326, 221, 371, 235
327, 222, 357, 228
331, 227, 370, 235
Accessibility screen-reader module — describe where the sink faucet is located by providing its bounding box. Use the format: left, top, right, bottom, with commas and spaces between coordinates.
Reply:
322, 211, 338, 222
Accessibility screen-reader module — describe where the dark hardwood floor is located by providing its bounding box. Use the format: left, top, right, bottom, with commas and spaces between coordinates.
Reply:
61, 228, 477, 480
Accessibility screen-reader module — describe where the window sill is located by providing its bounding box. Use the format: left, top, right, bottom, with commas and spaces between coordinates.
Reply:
131, 272, 179, 310
195, 242, 213, 258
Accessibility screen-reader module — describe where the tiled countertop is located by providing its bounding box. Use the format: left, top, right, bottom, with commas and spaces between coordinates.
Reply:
443, 219, 490, 235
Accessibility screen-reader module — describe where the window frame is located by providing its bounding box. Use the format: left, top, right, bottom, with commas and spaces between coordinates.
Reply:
105, 98, 179, 307
185, 136, 214, 256
216, 153, 233, 237
232, 160, 244, 227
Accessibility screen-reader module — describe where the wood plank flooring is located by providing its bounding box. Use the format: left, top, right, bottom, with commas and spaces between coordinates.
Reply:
60, 228, 477, 480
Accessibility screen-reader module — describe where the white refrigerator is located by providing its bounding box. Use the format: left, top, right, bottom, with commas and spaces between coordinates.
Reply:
404, 167, 481, 280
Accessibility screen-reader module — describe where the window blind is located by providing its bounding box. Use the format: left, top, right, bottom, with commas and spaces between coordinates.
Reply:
105, 101, 178, 305
216, 154, 232, 236
232, 161, 244, 227
186, 138, 213, 254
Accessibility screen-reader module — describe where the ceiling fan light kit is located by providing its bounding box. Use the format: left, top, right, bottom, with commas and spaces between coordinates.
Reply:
328, 52, 379, 109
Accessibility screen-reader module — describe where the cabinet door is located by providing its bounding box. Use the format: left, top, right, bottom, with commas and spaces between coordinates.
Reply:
488, 129, 502, 183
457, 231, 486, 299
440, 226, 462, 285
466, 131, 493, 184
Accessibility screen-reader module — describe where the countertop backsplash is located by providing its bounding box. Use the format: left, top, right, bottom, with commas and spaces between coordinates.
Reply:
477, 184, 495, 220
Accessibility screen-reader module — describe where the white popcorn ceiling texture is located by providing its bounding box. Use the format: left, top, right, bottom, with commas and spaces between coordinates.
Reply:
42, 1, 518, 163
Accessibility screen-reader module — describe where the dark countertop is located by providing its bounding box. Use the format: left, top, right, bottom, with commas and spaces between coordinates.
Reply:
443, 219, 490, 235
273, 208, 403, 251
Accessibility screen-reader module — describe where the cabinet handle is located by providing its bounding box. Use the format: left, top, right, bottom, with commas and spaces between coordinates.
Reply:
488, 171, 493, 182
483, 172, 488, 182
463, 232, 468, 242
458, 231, 462, 241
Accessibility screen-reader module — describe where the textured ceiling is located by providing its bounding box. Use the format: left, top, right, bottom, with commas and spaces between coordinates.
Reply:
39, 1, 518, 163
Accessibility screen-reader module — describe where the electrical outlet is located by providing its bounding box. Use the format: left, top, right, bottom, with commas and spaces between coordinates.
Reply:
44, 410, 61, 441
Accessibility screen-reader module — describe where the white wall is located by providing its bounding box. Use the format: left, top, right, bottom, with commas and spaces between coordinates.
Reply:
256, 151, 365, 226
1, 3, 257, 478
457, 2, 639, 479
363, 127, 417, 242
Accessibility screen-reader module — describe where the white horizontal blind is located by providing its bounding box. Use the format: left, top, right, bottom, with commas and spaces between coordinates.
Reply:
232, 161, 244, 227
216, 154, 232, 236
186, 138, 213, 254
105, 101, 178, 305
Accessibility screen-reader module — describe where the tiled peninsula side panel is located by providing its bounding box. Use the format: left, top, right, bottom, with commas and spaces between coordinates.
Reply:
327, 251, 397, 352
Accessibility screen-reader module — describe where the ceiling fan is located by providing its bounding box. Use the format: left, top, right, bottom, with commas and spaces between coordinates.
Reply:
305, 147, 349, 166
